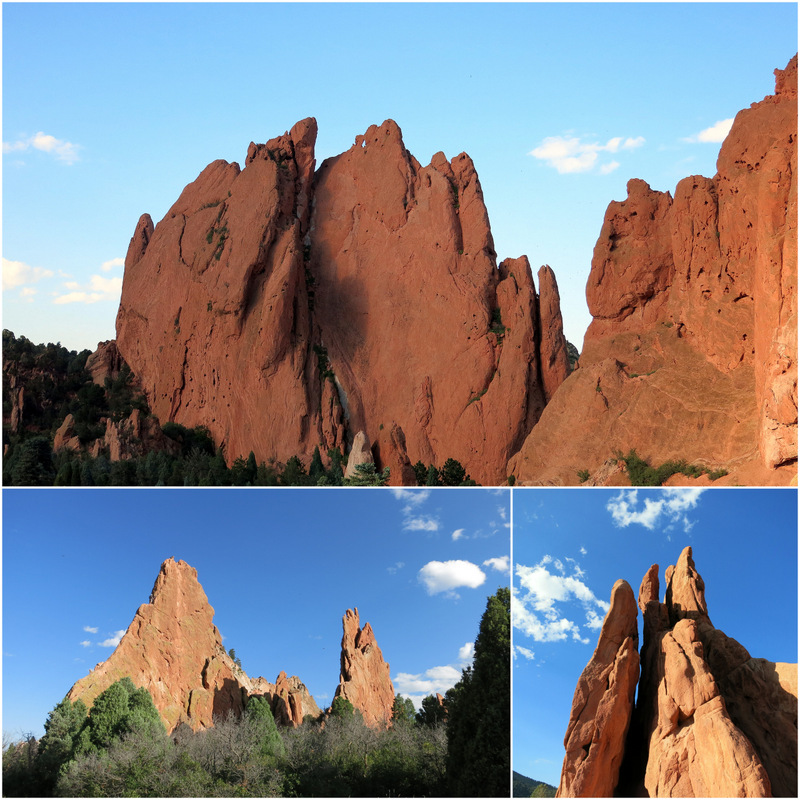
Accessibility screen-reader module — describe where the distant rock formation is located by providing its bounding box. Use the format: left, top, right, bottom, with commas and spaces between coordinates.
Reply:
556, 546, 797, 797
511, 56, 797, 486
67, 558, 318, 732
333, 608, 395, 728
114, 117, 569, 486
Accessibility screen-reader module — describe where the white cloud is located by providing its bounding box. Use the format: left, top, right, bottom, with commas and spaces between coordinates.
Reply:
404, 515, 439, 532
53, 274, 122, 305
579, 546, 587, 555
83, 626, 99, 634
99, 630, 125, 648
514, 645, 536, 661
451, 528, 465, 541
101, 257, 124, 272
418, 559, 486, 596
20, 287, 36, 301
530, 133, 644, 174
3, 258, 55, 291
607, 488, 706, 532
513, 556, 609, 644
684, 118, 734, 144
3, 131, 81, 164
458, 642, 474, 664
483, 555, 510, 574
390, 488, 430, 507
387, 561, 405, 574
79, 640, 92, 648
394, 665, 461, 701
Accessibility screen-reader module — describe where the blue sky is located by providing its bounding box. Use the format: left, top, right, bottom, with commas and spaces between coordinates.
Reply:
512, 488, 798, 788
3, 3, 797, 353
2, 486, 510, 740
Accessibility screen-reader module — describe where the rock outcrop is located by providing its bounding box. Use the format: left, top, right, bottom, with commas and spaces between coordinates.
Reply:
556, 580, 639, 797
67, 558, 318, 733
114, 117, 569, 486
510, 56, 797, 486
557, 547, 797, 797
333, 608, 395, 728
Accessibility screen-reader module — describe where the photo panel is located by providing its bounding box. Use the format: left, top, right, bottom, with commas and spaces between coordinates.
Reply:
3, 486, 511, 797
512, 487, 798, 798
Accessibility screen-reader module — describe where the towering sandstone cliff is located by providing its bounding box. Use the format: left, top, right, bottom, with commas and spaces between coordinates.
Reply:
333, 608, 395, 728
67, 558, 320, 732
114, 119, 568, 486
556, 547, 797, 797
511, 56, 797, 485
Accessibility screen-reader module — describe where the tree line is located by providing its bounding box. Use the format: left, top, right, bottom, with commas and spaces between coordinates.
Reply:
3, 589, 509, 797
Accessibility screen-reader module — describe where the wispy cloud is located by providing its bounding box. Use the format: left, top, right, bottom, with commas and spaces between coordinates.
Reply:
683, 118, 734, 144
514, 645, 536, 661
387, 561, 405, 574
452, 528, 465, 541
79, 640, 92, 648
390, 488, 430, 507
99, 630, 125, 648
53, 273, 122, 305
514, 555, 609, 644
101, 257, 124, 272
458, 642, 474, 664
483, 555, 510, 574
418, 559, 486, 597
390, 487, 440, 532
3, 131, 81, 164
607, 488, 706, 532
3, 258, 54, 291
83, 626, 99, 634
530, 134, 644, 174
403, 515, 439, 532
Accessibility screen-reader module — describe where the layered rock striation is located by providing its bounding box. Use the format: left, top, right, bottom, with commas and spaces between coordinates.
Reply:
67, 558, 319, 733
511, 56, 797, 486
115, 118, 569, 485
333, 608, 395, 728
556, 547, 797, 797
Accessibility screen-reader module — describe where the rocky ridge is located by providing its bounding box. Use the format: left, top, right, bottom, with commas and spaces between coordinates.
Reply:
66, 558, 369, 734
114, 117, 569, 486
333, 608, 396, 728
511, 55, 797, 486
556, 546, 797, 797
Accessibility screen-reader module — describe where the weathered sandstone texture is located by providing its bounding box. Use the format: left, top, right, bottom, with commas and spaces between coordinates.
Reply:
67, 558, 318, 732
557, 547, 797, 797
333, 608, 395, 728
556, 580, 639, 797
510, 56, 797, 486
115, 117, 568, 485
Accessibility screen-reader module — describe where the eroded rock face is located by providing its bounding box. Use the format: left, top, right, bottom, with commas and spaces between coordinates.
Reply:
85, 340, 124, 386
333, 608, 395, 728
556, 580, 639, 798
116, 119, 324, 470
67, 558, 318, 734
115, 117, 567, 485
511, 56, 797, 486
559, 546, 797, 797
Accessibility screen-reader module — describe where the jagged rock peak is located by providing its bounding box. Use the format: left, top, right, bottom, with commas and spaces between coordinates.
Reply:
664, 545, 708, 624
556, 580, 639, 798
334, 608, 395, 729
66, 558, 319, 735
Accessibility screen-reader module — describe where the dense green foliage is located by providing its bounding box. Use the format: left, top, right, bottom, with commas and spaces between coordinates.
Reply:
513, 770, 557, 798
411, 457, 478, 486
565, 340, 580, 372
4, 681, 449, 797
445, 588, 511, 797
618, 449, 728, 486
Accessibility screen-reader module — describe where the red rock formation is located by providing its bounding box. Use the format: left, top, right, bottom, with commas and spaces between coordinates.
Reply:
115, 119, 325, 470
85, 340, 124, 386
115, 117, 567, 485
559, 546, 797, 797
333, 608, 395, 729
67, 558, 318, 734
510, 56, 797, 486
556, 580, 639, 798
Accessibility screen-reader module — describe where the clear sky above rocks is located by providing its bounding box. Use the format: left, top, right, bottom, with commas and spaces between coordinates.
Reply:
3, 3, 797, 352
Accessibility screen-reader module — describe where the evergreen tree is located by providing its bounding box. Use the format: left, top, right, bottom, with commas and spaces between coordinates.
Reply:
416, 694, 447, 727
245, 695, 286, 760
412, 460, 427, 485
391, 694, 416, 726
309, 446, 325, 483
425, 464, 440, 486
440, 458, 468, 486
445, 588, 510, 797
330, 695, 356, 719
